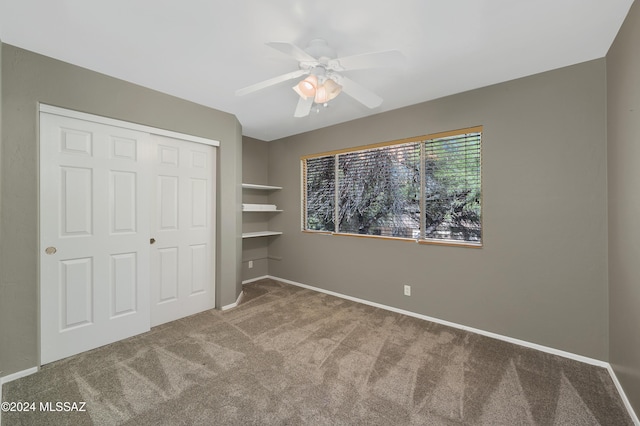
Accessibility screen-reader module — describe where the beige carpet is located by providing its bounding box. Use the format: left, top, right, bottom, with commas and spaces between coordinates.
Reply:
2, 278, 633, 425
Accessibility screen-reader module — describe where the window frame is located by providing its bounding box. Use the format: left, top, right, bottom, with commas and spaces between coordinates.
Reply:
301, 125, 483, 248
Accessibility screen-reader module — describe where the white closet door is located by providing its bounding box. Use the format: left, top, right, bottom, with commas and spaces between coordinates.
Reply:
150, 135, 216, 326
40, 113, 151, 364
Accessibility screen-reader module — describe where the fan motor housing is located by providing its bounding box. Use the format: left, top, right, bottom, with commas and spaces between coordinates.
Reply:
304, 39, 336, 64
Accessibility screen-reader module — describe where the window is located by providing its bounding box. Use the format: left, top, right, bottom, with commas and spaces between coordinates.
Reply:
303, 155, 336, 232
302, 126, 482, 246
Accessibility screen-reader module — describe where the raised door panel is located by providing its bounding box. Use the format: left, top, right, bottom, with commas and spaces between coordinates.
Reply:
110, 253, 138, 317
158, 247, 179, 303
59, 258, 93, 330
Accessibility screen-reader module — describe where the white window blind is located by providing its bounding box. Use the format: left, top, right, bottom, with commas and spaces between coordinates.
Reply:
337, 143, 420, 237
302, 126, 482, 246
303, 155, 335, 232
423, 132, 482, 243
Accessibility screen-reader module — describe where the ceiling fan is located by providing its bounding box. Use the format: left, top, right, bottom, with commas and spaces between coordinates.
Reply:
235, 39, 404, 118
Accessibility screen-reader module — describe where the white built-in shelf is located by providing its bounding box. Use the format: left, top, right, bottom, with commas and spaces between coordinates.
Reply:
243, 208, 283, 212
242, 183, 283, 238
242, 203, 282, 212
242, 231, 283, 239
242, 183, 283, 191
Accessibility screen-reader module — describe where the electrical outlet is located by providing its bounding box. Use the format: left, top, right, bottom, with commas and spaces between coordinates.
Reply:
248, 260, 253, 269
404, 285, 411, 296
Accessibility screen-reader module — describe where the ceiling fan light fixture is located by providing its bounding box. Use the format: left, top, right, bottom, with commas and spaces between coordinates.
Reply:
293, 75, 318, 99
323, 78, 342, 101
314, 78, 343, 104
314, 85, 328, 104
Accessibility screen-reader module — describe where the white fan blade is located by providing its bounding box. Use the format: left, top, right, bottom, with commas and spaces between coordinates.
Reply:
236, 69, 308, 96
266, 42, 317, 63
340, 76, 383, 109
329, 50, 405, 71
294, 96, 314, 118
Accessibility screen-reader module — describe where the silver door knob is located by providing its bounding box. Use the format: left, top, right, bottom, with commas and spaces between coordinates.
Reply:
45, 247, 57, 255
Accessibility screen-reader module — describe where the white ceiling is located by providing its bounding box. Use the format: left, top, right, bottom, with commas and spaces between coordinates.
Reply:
0, 0, 634, 141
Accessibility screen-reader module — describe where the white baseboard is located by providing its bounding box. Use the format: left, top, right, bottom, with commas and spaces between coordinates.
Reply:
1, 367, 38, 385
221, 289, 245, 311
242, 275, 270, 285
1, 366, 39, 423
265, 275, 638, 424
607, 364, 640, 425
225, 274, 276, 309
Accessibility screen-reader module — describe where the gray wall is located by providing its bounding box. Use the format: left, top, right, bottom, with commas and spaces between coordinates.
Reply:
0, 43, 242, 377
242, 136, 270, 281
268, 59, 609, 360
607, 0, 640, 413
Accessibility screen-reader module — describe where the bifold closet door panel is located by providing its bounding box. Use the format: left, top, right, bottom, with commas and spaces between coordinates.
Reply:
40, 112, 151, 364
150, 134, 216, 327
